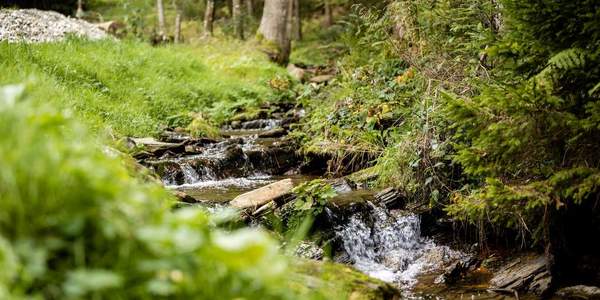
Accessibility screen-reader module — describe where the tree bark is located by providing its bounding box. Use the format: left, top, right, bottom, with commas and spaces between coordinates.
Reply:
233, 0, 244, 39
227, 0, 233, 17
75, 0, 84, 19
291, 0, 301, 40
258, 0, 291, 65
245, 0, 254, 18
324, 0, 333, 27
174, 13, 182, 43
156, 0, 166, 39
204, 0, 215, 36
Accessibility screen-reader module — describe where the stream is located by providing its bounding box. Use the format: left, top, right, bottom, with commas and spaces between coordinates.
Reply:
137, 115, 522, 299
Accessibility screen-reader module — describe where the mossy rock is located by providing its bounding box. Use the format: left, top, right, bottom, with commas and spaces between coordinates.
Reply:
292, 260, 400, 300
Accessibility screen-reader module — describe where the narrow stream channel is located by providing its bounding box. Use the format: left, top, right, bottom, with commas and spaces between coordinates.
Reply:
141, 118, 514, 299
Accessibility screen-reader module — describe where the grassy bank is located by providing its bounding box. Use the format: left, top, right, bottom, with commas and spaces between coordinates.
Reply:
0, 38, 286, 137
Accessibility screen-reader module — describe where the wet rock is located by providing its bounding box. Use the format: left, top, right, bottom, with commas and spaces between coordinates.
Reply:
184, 144, 203, 154
294, 241, 324, 260
435, 257, 480, 285
294, 260, 401, 300
230, 179, 294, 210
257, 128, 287, 138
241, 119, 282, 130
172, 190, 196, 203
374, 188, 406, 209
159, 130, 192, 143
328, 178, 354, 194
346, 167, 378, 189
230, 120, 242, 129
489, 255, 552, 296
556, 285, 600, 299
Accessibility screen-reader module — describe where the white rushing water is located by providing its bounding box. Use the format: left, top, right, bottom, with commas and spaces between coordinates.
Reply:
167, 174, 273, 190
337, 204, 466, 289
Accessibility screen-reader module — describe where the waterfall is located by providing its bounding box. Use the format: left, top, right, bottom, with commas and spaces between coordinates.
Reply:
336, 203, 466, 288
181, 163, 201, 184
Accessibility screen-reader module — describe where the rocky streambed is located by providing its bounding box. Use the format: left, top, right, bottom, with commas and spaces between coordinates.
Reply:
129, 107, 592, 300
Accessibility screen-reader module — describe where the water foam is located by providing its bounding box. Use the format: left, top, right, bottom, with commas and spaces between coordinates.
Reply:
337, 204, 465, 289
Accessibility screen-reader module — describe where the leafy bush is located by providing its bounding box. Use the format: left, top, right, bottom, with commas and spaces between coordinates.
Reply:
279, 180, 337, 234
0, 85, 299, 299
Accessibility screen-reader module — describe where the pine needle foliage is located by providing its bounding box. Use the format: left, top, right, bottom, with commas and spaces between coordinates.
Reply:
445, 0, 600, 244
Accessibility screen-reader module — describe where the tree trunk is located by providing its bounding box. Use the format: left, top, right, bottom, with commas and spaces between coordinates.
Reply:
174, 13, 182, 43
204, 0, 215, 36
324, 0, 333, 27
291, 0, 301, 40
227, 0, 233, 17
233, 0, 244, 39
258, 0, 291, 65
75, 0, 84, 19
245, 0, 254, 18
156, 0, 166, 39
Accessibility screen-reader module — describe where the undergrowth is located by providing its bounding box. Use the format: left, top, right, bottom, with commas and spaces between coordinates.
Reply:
299, 0, 600, 249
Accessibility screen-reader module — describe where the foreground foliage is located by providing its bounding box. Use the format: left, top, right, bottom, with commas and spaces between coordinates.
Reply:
0, 85, 303, 299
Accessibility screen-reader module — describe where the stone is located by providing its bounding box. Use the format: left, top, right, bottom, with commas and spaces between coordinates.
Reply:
287, 64, 307, 82
172, 190, 196, 203
96, 20, 124, 35
0, 9, 108, 43
327, 178, 353, 194
294, 241, 324, 260
309, 74, 335, 84
556, 285, 600, 299
375, 187, 406, 208
490, 255, 551, 295
129, 137, 183, 153
230, 179, 294, 209
257, 128, 287, 138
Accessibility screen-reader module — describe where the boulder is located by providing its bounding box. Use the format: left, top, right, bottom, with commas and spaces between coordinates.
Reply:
287, 64, 307, 82
556, 285, 600, 299
230, 179, 294, 209
489, 255, 552, 296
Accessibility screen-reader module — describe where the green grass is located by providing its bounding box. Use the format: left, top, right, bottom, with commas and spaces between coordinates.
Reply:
0, 38, 286, 138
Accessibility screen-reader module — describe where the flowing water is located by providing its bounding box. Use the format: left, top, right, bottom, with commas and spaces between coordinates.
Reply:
146, 120, 504, 298
336, 203, 468, 291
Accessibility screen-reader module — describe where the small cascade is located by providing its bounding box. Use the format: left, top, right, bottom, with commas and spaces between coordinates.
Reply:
336, 203, 466, 289
181, 163, 200, 184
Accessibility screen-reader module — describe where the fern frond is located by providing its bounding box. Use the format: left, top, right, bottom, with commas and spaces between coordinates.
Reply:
547, 48, 586, 70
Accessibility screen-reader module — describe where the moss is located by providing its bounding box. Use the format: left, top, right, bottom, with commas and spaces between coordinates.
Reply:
293, 260, 400, 300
